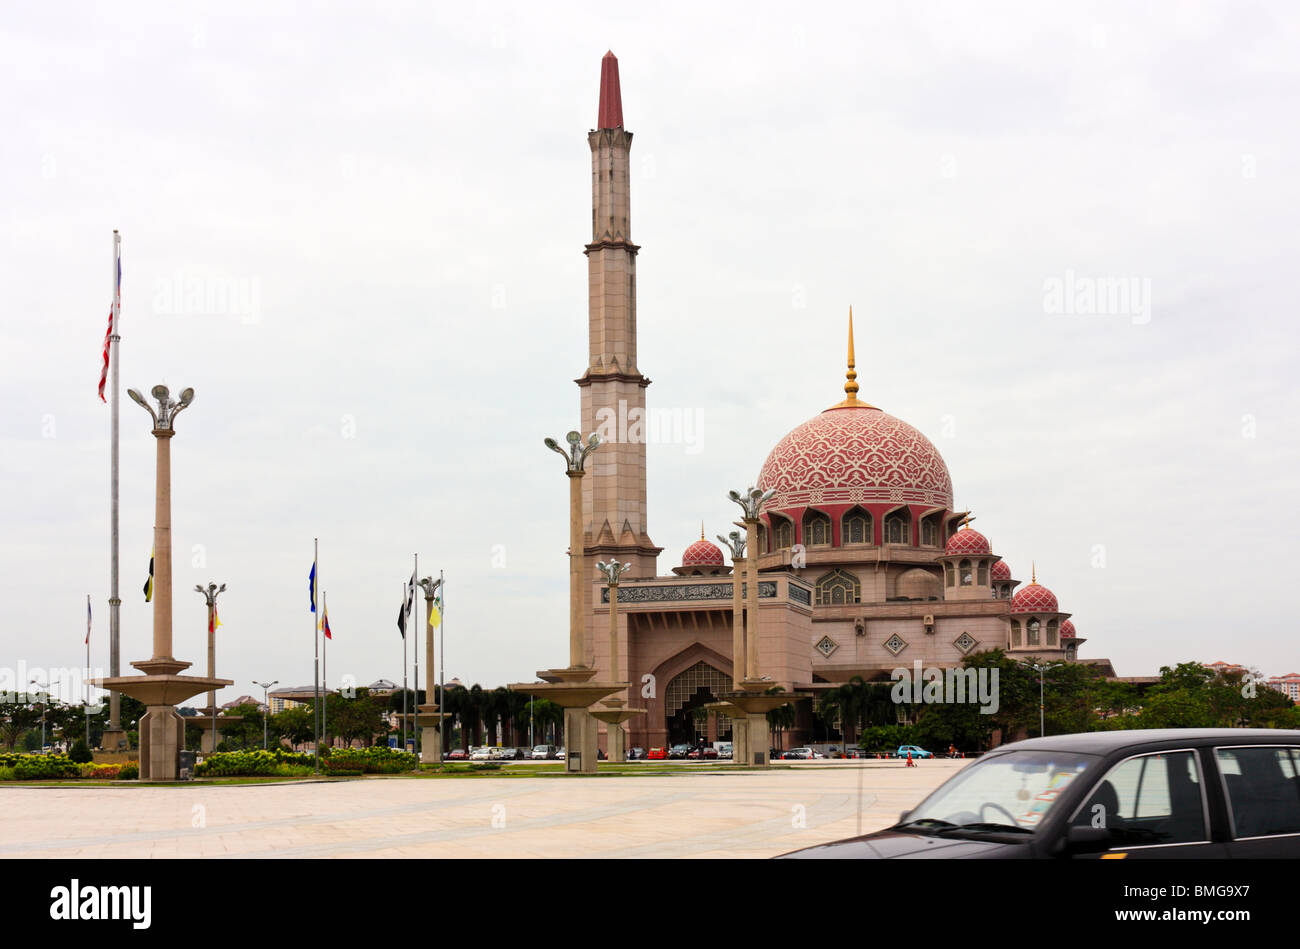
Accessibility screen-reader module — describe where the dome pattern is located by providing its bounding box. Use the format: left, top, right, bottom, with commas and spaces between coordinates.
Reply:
991, 560, 1012, 581
681, 538, 723, 567
1011, 583, 1059, 614
756, 406, 953, 512
1060, 619, 1077, 639
945, 528, 991, 556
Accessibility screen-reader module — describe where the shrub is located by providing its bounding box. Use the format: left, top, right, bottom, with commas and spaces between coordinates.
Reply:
13, 754, 80, 780
119, 762, 139, 780
327, 746, 418, 774
79, 763, 123, 779
69, 738, 93, 764
195, 748, 314, 777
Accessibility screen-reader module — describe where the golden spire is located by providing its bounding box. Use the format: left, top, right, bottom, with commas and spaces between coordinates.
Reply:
1031, 561, 1037, 585
830, 306, 876, 409
700, 521, 705, 541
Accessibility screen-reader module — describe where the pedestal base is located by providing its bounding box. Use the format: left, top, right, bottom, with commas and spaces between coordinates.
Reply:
710, 692, 799, 767
417, 705, 444, 764
138, 706, 184, 781
99, 728, 129, 753
508, 680, 626, 774
589, 703, 647, 764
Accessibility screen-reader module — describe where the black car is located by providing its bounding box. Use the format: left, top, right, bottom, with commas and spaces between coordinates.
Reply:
780, 728, 1300, 859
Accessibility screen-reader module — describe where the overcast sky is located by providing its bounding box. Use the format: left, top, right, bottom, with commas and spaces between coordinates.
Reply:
3, 1, 1298, 705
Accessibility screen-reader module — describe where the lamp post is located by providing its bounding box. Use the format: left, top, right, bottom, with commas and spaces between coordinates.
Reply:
716, 530, 746, 690
30, 677, 57, 752
194, 582, 228, 752
509, 431, 622, 775
728, 486, 775, 684
254, 680, 278, 750
416, 576, 443, 764
592, 559, 642, 763
545, 431, 600, 672
93, 383, 231, 780
1015, 658, 1051, 737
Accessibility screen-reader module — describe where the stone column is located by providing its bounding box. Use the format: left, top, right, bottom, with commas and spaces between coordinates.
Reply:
419, 591, 442, 764
732, 556, 745, 690
744, 517, 760, 682
569, 471, 585, 669
153, 429, 175, 664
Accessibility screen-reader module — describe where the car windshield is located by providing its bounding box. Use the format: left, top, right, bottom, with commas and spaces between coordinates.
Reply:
903, 750, 1098, 832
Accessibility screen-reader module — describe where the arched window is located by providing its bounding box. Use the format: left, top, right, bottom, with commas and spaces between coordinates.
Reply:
977, 561, 989, 586
921, 515, 939, 547
803, 510, 831, 547
841, 508, 872, 545
1027, 619, 1040, 645
944, 562, 955, 587
1011, 620, 1021, 647
757, 523, 768, 554
885, 511, 910, 545
959, 559, 973, 586
773, 517, 793, 549
1047, 619, 1058, 646
815, 569, 860, 606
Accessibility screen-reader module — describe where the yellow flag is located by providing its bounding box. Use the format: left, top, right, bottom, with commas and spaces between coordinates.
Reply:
428, 600, 441, 628
214, 607, 222, 629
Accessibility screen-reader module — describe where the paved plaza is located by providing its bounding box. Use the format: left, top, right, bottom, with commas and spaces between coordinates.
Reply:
0, 760, 962, 859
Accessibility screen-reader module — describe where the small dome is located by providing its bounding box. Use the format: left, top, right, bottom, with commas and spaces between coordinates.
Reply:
945, 528, 991, 556
1011, 582, 1059, 614
991, 560, 1012, 581
896, 567, 941, 600
1060, 619, 1077, 639
682, 537, 724, 568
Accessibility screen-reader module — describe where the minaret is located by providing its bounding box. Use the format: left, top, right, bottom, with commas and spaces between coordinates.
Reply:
578, 51, 661, 587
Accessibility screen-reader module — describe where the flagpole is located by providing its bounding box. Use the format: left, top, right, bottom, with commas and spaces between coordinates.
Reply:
313, 537, 320, 774
439, 568, 445, 751
413, 552, 419, 759
107, 230, 122, 745
321, 590, 327, 750
86, 594, 91, 747
401, 581, 408, 751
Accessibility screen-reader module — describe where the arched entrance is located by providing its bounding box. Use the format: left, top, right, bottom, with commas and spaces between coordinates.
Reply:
664, 661, 733, 746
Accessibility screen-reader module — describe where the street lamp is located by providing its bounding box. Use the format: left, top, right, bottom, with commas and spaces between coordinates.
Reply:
30, 677, 58, 752
254, 680, 278, 750
727, 487, 775, 683
543, 430, 600, 673
195, 582, 227, 752
1014, 658, 1054, 737
717, 530, 746, 691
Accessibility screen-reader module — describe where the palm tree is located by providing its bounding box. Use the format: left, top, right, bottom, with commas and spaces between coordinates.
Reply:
531, 699, 562, 746
764, 686, 795, 751
818, 677, 872, 752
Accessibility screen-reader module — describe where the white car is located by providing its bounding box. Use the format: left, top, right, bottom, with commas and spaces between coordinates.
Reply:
468, 747, 494, 761
556, 747, 566, 760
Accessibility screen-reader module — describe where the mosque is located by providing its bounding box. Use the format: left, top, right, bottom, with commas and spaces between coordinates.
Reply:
570, 52, 1107, 752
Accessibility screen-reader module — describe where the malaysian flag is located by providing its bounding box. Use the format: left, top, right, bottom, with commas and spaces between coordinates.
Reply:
97, 250, 121, 402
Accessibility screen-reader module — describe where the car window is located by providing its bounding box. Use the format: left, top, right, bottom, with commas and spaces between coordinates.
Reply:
1073, 751, 1205, 846
1215, 746, 1300, 838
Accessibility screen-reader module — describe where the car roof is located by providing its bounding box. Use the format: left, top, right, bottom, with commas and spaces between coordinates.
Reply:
995, 728, 1300, 755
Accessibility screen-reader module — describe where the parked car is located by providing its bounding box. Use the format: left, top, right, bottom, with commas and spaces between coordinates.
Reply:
556, 747, 566, 760
718, 743, 733, 759
532, 744, 557, 760
494, 747, 526, 760
647, 747, 667, 760
445, 748, 468, 760
668, 743, 693, 759
783, 747, 822, 760
779, 729, 1300, 859
469, 747, 494, 761
687, 746, 718, 759
627, 746, 646, 760
897, 744, 933, 760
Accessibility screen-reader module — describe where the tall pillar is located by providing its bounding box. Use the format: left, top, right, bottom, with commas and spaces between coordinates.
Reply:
579, 51, 661, 588
745, 517, 760, 682
732, 556, 745, 689
569, 471, 585, 668
152, 429, 175, 664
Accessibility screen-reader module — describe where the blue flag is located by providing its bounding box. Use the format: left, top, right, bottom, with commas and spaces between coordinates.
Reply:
309, 563, 317, 613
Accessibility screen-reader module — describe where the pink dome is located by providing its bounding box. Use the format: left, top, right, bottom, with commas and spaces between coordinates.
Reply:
1011, 583, 1059, 614
1060, 619, 1077, 639
991, 560, 1012, 581
945, 528, 991, 556
682, 537, 724, 568
756, 405, 953, 512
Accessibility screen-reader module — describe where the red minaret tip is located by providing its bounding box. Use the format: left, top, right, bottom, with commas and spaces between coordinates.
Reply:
597, 50, 623, 130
